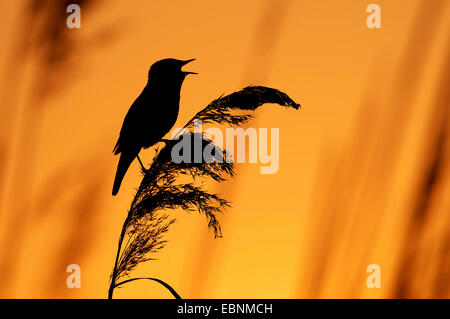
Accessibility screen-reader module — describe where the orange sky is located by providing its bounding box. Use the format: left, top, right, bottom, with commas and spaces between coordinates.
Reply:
0, 0, 448, 298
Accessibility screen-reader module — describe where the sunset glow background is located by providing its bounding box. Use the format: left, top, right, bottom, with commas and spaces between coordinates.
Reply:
0, 0, 449, 298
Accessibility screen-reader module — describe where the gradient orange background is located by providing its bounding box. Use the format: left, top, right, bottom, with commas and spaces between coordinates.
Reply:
0, 0, 449, 298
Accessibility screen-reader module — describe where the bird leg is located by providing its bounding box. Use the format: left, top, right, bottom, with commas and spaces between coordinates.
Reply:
136, 155, 149, 173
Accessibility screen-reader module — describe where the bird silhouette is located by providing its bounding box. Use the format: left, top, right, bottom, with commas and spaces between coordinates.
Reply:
112, 58, 196, 196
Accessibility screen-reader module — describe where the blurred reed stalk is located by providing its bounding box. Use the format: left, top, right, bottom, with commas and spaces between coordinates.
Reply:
0, 0, 105, 296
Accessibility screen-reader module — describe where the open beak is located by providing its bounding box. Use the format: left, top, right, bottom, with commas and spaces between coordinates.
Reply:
182, 58, 196, 65
181, 58, 197, 75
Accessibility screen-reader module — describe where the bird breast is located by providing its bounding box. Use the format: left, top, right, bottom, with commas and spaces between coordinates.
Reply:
140, 86, 181, 148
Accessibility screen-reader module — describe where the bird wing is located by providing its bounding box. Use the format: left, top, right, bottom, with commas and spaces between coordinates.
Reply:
113, 92, 147, 155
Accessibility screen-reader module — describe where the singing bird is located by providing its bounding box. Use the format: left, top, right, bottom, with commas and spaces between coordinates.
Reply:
112, 58, 196, 196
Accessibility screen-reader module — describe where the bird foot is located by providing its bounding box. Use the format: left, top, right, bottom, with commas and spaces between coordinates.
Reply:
137, 155, 150, 174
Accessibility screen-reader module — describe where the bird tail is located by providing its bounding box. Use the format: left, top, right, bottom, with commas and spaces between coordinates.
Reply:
112, 151, 136, 196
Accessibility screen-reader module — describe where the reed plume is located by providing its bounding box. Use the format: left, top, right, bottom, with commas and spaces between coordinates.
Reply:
108, 86, 300, 299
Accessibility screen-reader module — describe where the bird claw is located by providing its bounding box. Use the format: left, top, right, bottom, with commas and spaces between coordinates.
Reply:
139, 163, 150, 174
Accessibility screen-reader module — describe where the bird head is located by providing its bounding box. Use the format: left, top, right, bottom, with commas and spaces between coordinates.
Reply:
148, 58, 197, 84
